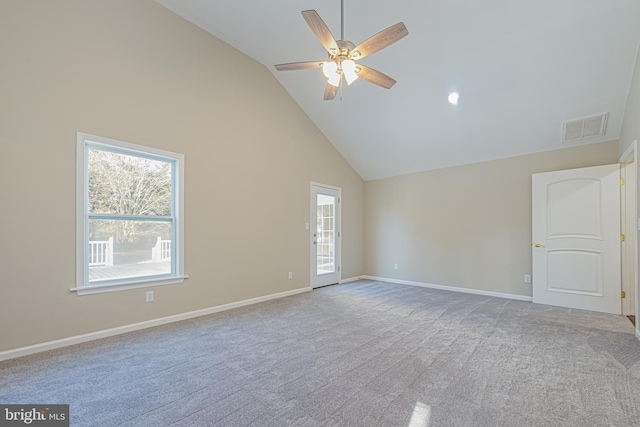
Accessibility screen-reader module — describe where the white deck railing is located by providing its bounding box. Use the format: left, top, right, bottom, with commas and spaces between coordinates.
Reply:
152, 237, 171, 262
89, 237, 169, 267
89, 237, 114, 266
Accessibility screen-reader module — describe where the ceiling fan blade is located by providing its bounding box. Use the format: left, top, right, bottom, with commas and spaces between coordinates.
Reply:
324, 82, 339, 101
302, 10, 338, 53
275, 61, 324, 71
356, 65, 397, 89
353, 22, 408, 60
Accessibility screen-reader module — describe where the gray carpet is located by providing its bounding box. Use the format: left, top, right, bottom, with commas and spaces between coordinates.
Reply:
2, 280, 640, 426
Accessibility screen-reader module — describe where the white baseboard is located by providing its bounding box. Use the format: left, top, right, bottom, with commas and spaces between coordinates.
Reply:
339, 276, 362, 284
0, 287, 312, 362
361, 275, 533, 302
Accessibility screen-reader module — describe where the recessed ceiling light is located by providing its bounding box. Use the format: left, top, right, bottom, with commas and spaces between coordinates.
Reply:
448, 92, 459, 105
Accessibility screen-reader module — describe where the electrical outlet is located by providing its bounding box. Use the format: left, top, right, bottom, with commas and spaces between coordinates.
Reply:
524, 275, 531, 283
146, 291, 154, 303
394, 263, 398, 270
288, 272, 293, 279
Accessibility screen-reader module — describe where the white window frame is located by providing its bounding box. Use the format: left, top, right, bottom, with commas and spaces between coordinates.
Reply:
73, 132, 185, 295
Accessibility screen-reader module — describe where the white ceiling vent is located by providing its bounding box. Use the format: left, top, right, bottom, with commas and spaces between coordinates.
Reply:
561, 113, 608, 143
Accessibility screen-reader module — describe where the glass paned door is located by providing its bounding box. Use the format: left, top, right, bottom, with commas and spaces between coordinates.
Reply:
311, 184, 341, 288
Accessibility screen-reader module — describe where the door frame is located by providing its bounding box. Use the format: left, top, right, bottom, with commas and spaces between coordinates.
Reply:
619, 140, 639, 339
310, 182, 342, 288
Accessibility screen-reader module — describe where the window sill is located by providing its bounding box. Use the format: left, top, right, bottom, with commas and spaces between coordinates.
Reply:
70, 275, 189, 296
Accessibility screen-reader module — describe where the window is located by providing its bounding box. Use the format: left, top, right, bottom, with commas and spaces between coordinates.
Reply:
75, 133, 184, 295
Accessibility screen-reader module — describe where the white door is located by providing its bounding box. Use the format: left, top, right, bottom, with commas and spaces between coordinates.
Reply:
532, 164, 621, 314
311, 183, 341, 288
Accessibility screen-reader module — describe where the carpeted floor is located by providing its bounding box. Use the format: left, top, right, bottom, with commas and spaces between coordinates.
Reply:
1, 280, 640, 426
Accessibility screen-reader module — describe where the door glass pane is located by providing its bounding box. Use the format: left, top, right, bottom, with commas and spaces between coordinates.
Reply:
88, 219, 172, 283
316, 193, 335, 275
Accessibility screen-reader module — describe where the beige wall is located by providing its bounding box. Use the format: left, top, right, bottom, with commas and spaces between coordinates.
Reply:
364, 141, 620, 297
620, 44, 640, 157
0, 0, 363, 352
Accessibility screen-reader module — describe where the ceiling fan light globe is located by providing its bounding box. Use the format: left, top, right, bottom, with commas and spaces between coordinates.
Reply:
342, 60, 358, 85
342, 59, 356, 72
327, 73, 341, 87
322, 61, 338, 78
344, 71, 358, 85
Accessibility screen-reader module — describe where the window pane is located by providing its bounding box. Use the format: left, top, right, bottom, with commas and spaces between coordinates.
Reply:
88, 147, 172, 216
88, 219, 171, 283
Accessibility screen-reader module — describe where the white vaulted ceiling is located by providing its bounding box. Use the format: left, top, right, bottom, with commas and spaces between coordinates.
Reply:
156, 0, 640, 180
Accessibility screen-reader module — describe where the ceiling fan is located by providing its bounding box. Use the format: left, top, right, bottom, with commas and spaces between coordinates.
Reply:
275, 0, 408, 101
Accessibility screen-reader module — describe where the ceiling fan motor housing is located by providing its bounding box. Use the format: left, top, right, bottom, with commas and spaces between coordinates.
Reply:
331, 40, 358, 62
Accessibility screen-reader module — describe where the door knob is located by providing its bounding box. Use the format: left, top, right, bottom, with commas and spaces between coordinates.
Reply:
534, 242, 545, 248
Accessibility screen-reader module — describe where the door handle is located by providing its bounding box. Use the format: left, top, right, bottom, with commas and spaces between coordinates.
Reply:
534, 242, 545, 248
313, 241, 317, 245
